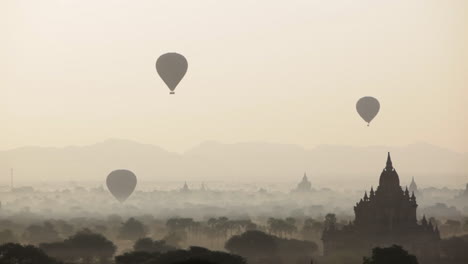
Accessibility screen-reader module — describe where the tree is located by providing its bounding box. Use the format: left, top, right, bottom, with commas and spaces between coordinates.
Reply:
276, 237, 317, 264
134, 237, 176, 253
41, 229, 116, 264
302, 218, 323, 240
22, 222, 61, 244
324, 213, 337, 230
285, 217, 296, 226
267, 218, 297, 238
165, 218, 196, 246
206, 217, 229, 242
115, 246, 245, 264
115, 251, 158, 264
54, 220, 75, 237
463, 219, 468, 233
363, 245, 418, 264
0, 243, 61, 264
118, 217, 148, 241
0, 229, 18, 244
226, 230, 316, 264
167, 218, 195, 233
164, 230, 187, 248
440, 236, 468, 263
225, 230, 278, 262
444, 219, 462, 234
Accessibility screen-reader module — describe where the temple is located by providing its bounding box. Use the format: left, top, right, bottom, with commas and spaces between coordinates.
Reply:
293, 172, 312, 192
322, 153, 440, 263
180, 182, 190, 193
409, 177, 418, 194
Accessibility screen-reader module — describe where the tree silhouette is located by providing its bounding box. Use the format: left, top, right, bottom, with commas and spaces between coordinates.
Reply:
225, 230, 278, 262
41, 229, 116, 264
0, 229, 18, 244
118, 217, 148, 241
134, 237, 176, 253
324, 213, 337, 230
225, 230, 316, 264
115, 251, 158, 264
22, 222, 61, 244
267, 218, 297, 238
363, 245, 418, 264
115, 246, 245, 264
463, 219, 468, 233
301, 218, 323, 240
163, 231, 187, 248
440, 236, 468, 263
0, 243, 61, 264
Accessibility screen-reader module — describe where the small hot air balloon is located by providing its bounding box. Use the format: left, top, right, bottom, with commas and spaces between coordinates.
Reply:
106, 170, 137, 203
356, 96, 380, 126
156, 52, 188, 94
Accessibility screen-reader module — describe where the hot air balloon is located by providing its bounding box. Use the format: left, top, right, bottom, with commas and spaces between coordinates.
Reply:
156, 52, 188, 94
106, 170, 137, 203
356, 96, 380, 126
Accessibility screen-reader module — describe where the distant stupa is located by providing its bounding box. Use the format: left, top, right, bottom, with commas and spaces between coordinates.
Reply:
181, 182, 190, 193
408, 176, 423, 198
200, 182, 207, 191
293, 172, 312, 192
409, 177, 418, 194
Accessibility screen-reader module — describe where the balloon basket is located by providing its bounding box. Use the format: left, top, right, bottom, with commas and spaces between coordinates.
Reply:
170, 91, 175, 94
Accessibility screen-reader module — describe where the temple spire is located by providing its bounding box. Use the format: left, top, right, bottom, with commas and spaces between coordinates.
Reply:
422, 215, 428, 226
386, 152, 393, 171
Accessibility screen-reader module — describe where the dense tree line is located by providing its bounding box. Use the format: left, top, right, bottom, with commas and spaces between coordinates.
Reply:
0, 214, 467, 264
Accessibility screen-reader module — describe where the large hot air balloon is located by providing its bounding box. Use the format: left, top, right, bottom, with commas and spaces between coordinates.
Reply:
156, 52, 188, 94
356, 96, 380, 126
106, 170, 137, 202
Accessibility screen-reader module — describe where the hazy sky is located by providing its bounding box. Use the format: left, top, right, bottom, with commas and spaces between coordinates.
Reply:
2, 0, 467, 153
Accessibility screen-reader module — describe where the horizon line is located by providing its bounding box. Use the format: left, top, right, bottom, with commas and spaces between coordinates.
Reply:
0, 138, 465, 154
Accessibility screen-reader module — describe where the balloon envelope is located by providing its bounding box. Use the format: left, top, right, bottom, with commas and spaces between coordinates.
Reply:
106, 170, 137, 202
156, 53, 188, 94
356, 96, 380, 125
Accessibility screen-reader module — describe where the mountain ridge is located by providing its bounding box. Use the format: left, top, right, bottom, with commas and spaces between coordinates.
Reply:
1, 139, 466, 188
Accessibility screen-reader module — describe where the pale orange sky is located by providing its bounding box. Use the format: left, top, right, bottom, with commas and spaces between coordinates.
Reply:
2, 0, 467, 153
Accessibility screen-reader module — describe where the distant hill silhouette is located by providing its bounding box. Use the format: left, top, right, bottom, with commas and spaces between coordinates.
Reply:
0, 139, 466, 188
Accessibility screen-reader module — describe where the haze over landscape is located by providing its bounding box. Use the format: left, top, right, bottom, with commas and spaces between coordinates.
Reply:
1, 139, 467, 188
2, 0, 468, 153
2, 1, 468, 264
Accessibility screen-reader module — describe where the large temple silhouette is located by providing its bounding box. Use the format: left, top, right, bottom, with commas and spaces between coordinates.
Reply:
293, 172, 312, 192
322, 153, 440, 263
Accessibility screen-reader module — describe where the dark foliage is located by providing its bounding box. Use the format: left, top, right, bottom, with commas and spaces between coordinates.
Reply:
115, 246, 245, 264
115, 251, 158, 264
225, 230, 278, 260
22, 222, 61, 244
118, 218, 148, 241
134, 237, 176, 253
40, 229, 116, 264
225, 230, 317, 264
0, 229, 18, 245
0, 243, 61, 264
363, 245, 418, 264
440, 235, 468, 263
